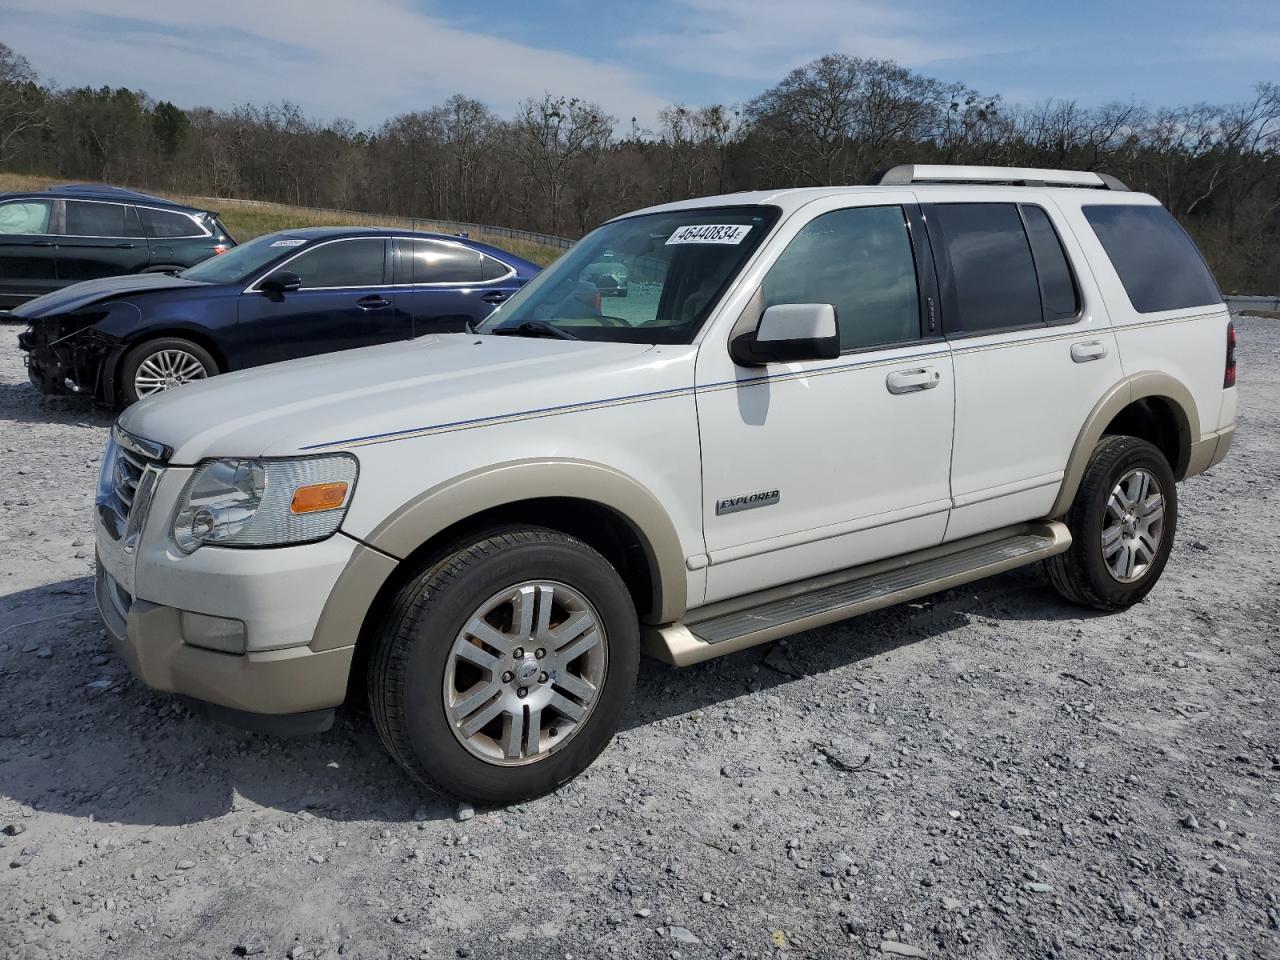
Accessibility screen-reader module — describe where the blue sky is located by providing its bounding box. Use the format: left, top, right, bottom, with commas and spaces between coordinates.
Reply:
2, 0, 1276, 130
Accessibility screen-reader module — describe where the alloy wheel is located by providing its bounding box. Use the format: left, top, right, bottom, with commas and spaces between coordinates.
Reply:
442, 580, 608, 766
133, 349, 209, 397
1101, 467, 1165, 583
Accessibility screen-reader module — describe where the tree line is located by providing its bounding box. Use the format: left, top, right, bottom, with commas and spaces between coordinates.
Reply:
1, 42, 1277, 291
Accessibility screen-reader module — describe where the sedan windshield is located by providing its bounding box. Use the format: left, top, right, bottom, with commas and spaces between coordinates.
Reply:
478, 206, 779, 343
179, 233, 305, 285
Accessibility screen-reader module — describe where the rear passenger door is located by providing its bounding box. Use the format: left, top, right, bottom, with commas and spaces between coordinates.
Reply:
695, 197, 955, 604
391, 237, 520, 335
56, 200, 152, 282
924, 198, 1123, 541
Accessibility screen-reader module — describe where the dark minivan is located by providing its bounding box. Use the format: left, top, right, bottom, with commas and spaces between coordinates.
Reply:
0, 184, 234, 307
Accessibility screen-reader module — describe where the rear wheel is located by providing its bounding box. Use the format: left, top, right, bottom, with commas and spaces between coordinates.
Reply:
119, 337, 217, 405
1046, 435, 1177, 610
369, 527, 640, 803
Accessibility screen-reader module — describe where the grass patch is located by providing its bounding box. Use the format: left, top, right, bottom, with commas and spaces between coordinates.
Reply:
0, 171, 564, 266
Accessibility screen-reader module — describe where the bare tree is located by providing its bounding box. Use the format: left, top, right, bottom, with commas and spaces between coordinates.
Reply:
0, 42, 47, 165
511, 94, 613, 234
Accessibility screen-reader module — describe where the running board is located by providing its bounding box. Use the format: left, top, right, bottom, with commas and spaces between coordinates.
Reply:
645, 522, 1071, 666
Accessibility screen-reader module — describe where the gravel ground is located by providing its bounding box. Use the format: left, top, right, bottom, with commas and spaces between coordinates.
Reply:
0, 315, 1277, 960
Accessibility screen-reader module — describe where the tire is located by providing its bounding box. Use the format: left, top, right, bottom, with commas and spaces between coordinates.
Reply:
118, 337, 218, 406
369, 526, 641, 804
1046, 435, 1178, 611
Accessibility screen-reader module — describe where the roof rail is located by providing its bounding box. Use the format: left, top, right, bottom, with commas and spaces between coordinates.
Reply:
872, 164, 1128, 191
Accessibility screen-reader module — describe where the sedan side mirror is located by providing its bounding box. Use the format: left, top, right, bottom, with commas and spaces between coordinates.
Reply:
260, 271, 302, 296
730, 303, 840, 367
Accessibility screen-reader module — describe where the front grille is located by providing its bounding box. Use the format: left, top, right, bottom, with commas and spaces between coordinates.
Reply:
111, 445, 148, 516
97, 426, 169, 539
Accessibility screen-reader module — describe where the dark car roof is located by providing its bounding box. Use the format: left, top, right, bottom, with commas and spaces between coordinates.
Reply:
0, 184, 215, 216
268, 227, 541, 272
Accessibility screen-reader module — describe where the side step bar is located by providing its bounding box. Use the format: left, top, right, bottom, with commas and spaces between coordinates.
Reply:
645, 522, 1071, 666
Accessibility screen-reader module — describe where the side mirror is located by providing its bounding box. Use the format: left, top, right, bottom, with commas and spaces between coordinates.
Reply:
730, 303, 840, 367
260, 271, 302, 296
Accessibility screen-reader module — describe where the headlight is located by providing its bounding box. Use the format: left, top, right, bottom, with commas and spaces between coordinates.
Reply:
172, 454, 358, 553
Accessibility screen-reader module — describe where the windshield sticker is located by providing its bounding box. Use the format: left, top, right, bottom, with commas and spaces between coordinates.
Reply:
665, 224, 752, 246
270, 238, 307, 247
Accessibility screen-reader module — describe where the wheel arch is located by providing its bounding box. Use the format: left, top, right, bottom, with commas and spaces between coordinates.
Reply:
1051, 372, 1199, 518
309, 459, 690, 661
112, 326, 229, 388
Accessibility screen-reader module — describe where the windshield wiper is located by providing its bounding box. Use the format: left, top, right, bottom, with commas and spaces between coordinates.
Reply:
491, 320, 579, 340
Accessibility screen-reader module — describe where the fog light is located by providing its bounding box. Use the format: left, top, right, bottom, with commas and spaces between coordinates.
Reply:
181, 611, 247, 654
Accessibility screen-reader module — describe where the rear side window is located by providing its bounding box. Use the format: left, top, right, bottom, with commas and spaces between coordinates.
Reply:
64, 200, 142, 238
270, 238, 386, 288
138, 207, 202, 238
481, 254, 512, 281
395, 239, 482, 284
762, 205, 920, 351
1020, 205, 1079, 321
0, 200, 52, 234
931, 203, 1042, 334
1083, 205, 1220, 313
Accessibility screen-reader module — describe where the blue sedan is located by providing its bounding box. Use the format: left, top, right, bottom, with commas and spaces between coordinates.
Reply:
12, 227, 541, 406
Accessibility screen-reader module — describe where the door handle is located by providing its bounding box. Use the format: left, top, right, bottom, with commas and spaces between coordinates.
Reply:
886, 367, 942, 395
1070, 341, 1107, 363
115, 242, 136, 249
481, 291, 508, 304
357, 296, 390, 310
31, 240, 54, 248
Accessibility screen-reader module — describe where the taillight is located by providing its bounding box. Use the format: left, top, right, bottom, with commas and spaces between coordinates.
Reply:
1224, 320, 1237, 388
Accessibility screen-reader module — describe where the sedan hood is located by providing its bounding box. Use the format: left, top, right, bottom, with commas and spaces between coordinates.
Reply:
120, 334, 671, 463
10, 273, 207, 318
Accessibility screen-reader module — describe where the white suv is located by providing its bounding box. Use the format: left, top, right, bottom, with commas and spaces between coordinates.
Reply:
94, 165, 1237, 802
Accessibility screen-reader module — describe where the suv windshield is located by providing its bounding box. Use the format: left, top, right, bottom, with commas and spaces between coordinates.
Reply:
179, 233, 303, 284
478, 206, 779, 343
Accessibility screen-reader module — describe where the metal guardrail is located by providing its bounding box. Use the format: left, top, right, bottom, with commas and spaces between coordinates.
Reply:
1226, 295, 1280, 311
199, 195, 577, 250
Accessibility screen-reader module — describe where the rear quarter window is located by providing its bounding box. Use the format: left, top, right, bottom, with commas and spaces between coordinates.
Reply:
1082, 205, 1221, 313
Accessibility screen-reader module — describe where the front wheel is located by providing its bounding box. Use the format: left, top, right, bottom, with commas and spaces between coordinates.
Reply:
369, 527, 640, 803
119, 337, 218, 405
1046, 435, 1178, 610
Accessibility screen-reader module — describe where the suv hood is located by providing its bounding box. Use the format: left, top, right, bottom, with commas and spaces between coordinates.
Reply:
10, 273, 206, 319
120, 334, 682, 463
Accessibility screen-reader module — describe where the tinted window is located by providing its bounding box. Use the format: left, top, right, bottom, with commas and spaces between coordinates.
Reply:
64, 200, 140, 238
932, 203, 1042, 333
762, 205, 920, 350
1083, 204, 1220, 313
0, 200, 52, 235
396, 239, 482, 284
1020, 205, 1079, 322
139, 207, 201, 238
270, 238, 385, 288
481, 254, 512, 281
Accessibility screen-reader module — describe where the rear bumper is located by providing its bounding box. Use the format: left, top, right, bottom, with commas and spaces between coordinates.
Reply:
96, 559, 352, 731
1185, 425, 1235, 478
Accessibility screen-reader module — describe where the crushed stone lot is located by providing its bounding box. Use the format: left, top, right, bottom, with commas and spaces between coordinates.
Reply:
1, 315, 1277, 960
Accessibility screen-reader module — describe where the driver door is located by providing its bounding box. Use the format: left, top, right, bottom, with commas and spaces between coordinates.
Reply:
234, 237, 411, 367
694, 195, 956, 604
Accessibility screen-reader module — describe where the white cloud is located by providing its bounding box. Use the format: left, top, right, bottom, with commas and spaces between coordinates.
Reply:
629, 0, 989, 85
1, 0, 670, 126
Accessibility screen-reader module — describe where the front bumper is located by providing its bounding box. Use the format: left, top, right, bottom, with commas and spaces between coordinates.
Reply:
19, 325, 121, 398
95, 457, 359, 730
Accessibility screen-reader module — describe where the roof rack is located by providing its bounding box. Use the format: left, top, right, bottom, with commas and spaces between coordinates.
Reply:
872, 164, 1128, 191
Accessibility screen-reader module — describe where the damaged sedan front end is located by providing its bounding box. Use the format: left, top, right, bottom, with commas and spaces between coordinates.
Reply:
16, 302, 138, 400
